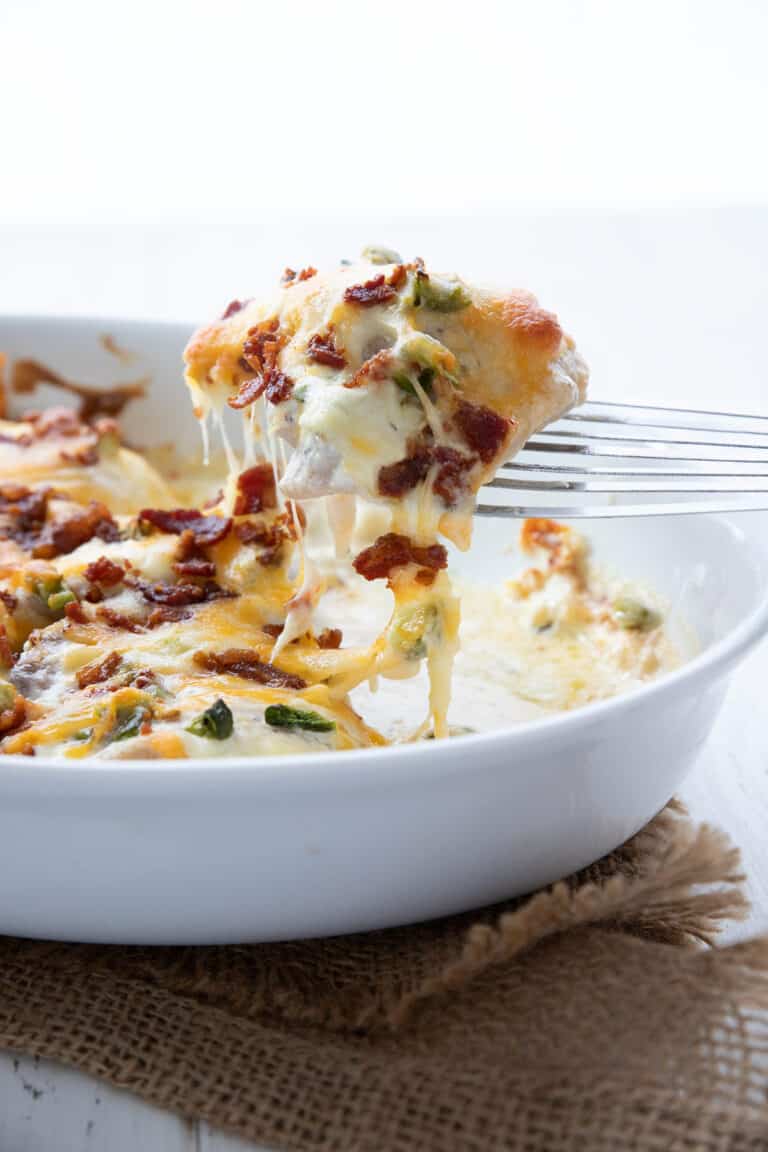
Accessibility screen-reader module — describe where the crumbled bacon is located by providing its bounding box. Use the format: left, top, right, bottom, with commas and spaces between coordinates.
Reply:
96, 606, 143, 632
453, 400, 513, 464
147, 605, 192, 629
76, 650, 122, 689
262, 370, 294, 405
32, 501, 120, 560
343, 275, 397, 308
377, 447, 432, 497
234, 465, 277, 515
377, 442, 476, 506
387, 264, 408, 289
0, 694, 26, 735
316, 627, 342, 649
344, 349, 394, 389
193, 649, 306, 689
0, 484, 49, 546
234, 520, 276, 546
0, 589, 18, 614
84, 556, 125, 586
283, 267, 317, 284
262, 623, 284, 639
414, 568, 437, 586
306, 331, 347, 369
65, 600, 88, 623
241, 318, 281, 372
353, 533, 448, 583
234, 516, 290, 566
139, 508, 232, 547
130, 577, 233, 607
173, 557, 216, 578
228, 369, 293, 408
221, 299, 248, 319
228, 376, 266, 410
229, 318, 294, 408
0, 484, 120, 558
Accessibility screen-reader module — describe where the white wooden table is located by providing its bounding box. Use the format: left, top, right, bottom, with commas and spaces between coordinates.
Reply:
0, 209, 766, 1149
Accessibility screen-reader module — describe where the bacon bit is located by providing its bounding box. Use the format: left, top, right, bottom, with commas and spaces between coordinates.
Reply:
131, 580, 206, 606
234, 520, 276, 546
387, 264, 408, 289
193, 649, 306, 689
0, 484, 120, 558
65, 600, 88, 623
234, 464, 277, 515
228, 376, 266, 410
32, 502, 120, 560
262, 370, 294, 405
377, 447, 432, 497
0, 694, 26, 735
234, 518, 288, 566
415, 568, 437, 586
453, 400, 514, 464
262, 623, 284, 639
0, 589, 18, 614
84, 586, 104, 603
139, 508, 232, 547
0, 484, 49, 547
173, 557, 216, 578
230, 318, 293, 408
283, 267, 317, 284
221, 299, 248, 320
343, 275, 397, 308
307, 331, 347, 369
316, 627, 342, 649
353, 533, 448, 583
228, 368, 293, 408
96, 606, 143, 632
76, 650, 122, 690
147, 605, 192, 629
377, 438, 476, 505
344, 349, 394, 389
84, 556, 125, 586
241, 318, 281, 372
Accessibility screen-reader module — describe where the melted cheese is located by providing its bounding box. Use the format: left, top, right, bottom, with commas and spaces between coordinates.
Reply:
0, 254, 681, 762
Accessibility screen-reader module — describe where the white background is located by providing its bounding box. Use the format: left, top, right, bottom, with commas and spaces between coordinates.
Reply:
2, 2, 768, 1150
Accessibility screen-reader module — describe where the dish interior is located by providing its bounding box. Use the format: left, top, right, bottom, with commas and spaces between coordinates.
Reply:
1, 316, 766, 762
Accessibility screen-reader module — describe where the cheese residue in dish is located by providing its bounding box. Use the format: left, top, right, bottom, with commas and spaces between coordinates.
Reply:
0, 253, 677, 760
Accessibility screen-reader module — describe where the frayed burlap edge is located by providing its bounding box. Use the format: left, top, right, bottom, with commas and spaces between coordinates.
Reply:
0, 802, 765, 1152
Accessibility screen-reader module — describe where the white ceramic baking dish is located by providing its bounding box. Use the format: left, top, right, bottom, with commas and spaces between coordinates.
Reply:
0, 315, 766, 944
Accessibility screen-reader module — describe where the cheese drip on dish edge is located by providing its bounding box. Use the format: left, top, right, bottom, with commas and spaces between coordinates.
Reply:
183, 252, 589, 738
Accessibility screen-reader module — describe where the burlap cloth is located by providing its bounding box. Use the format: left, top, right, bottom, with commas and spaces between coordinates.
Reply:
0, 799, 766, 1150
